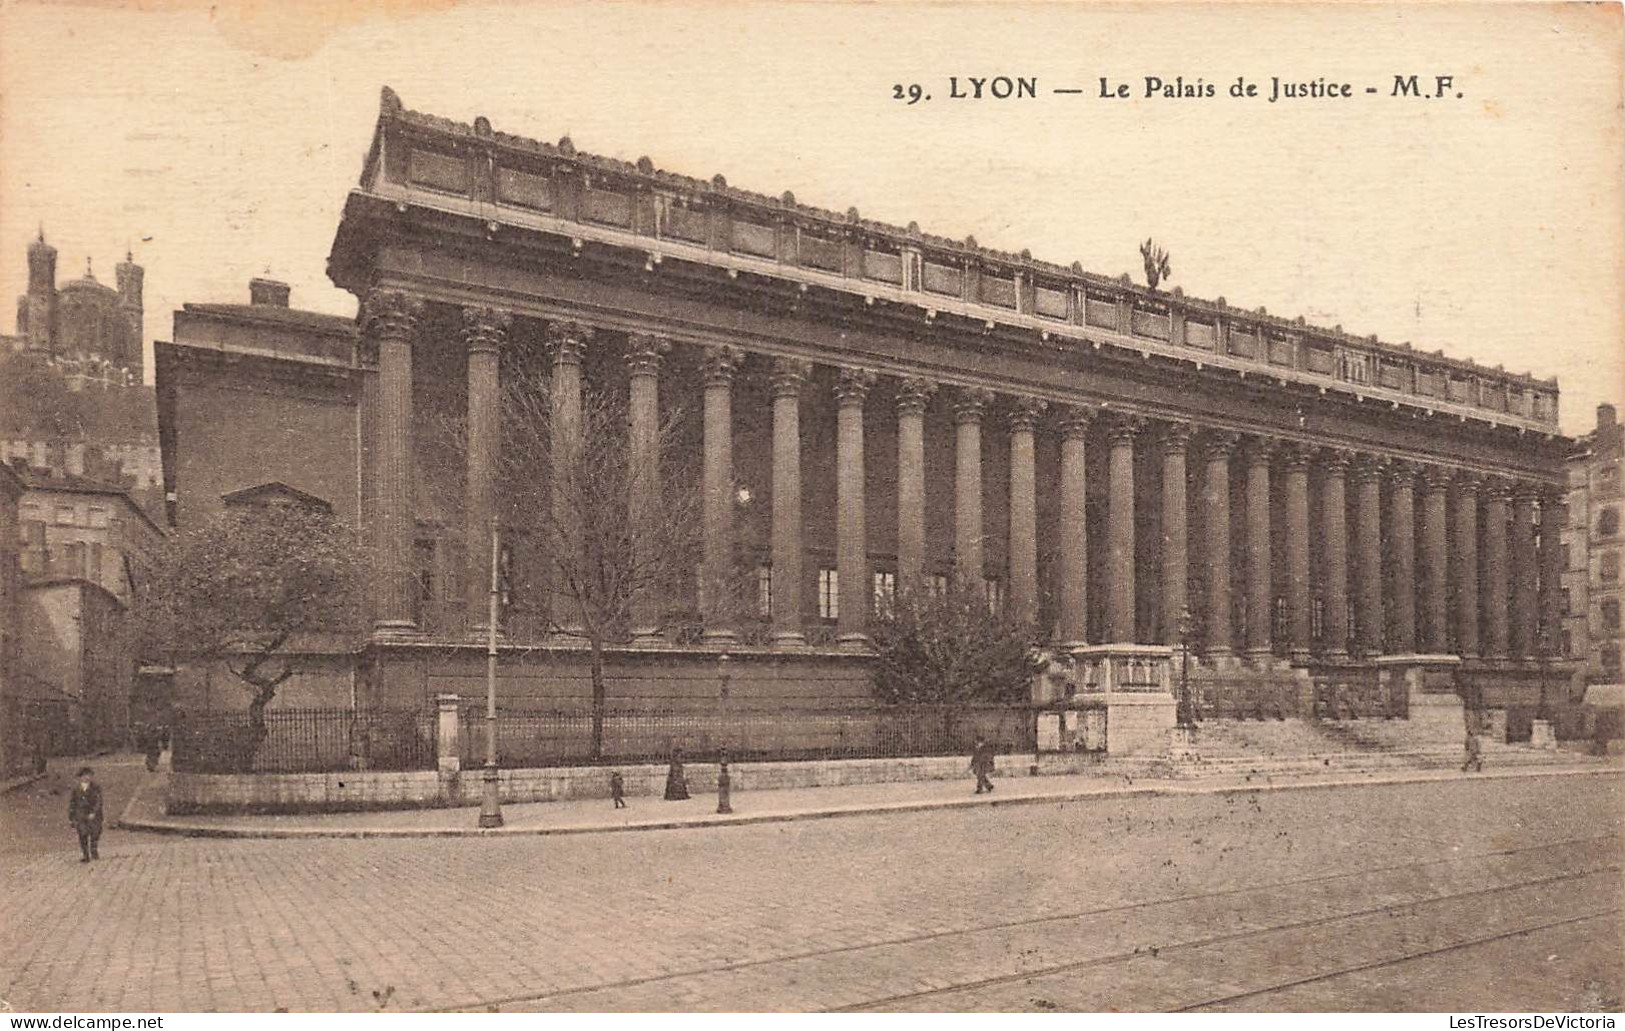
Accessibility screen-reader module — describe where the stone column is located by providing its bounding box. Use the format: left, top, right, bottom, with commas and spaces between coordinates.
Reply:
1452, 471, 1481, 658
1386, 461, 1418, 654
702, 345, 742, 644
1421, 467, 1453, 653
1481, 478, 1510, 659
1244, 437, 1275, 661
1283, 444, 1313, 662
1159, 422, 1192, 646
1056, 407, 1092, 647
1105, 415, 1142, 643
462, 306, 510, 635
1510, 484, 1539, 658
770, 357, 811, 647
953, 388, 994, 585
1540, 487, 1565, 659
1201, 431, 1238, 661
626, 333, 670, 646
1319, 449, 1350, 660
1352, 456, 1384, 656
1008, 396, 1046, 627
363, 289, 424, 634
834, 367, 876, 648
895, 377, 935, 595
547, 320, 593, 636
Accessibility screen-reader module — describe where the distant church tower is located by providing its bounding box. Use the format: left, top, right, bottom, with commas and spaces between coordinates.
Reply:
23, 227, 56, 354
115, 248, 143, 370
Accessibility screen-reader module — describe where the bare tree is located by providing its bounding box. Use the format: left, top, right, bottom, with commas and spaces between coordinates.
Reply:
1140, 238, 1172, 291
488, 364, 707, 757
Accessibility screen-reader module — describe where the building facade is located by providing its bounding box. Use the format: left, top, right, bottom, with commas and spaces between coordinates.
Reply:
1564, 403, 1623, 683
13, 466, 165, 606
174, 88, 1576, 715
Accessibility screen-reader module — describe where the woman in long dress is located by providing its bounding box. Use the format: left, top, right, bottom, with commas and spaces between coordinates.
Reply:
663, 746, 690, 800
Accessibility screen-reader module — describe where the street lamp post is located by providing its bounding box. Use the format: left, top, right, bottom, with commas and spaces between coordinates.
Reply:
1176, 605, 1196, 729
716, 652, 733, 814
1536, 625, 1552, 723
478, 516, 503, 829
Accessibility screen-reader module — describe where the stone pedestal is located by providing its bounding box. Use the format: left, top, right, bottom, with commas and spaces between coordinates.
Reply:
1170, 726, 1200, 762
1529, 719, 1556, 750
1072, 644, 1175, 757
435, 693, 462, 773
1483, 709, 1508, 745
1375, 654, 1463, 746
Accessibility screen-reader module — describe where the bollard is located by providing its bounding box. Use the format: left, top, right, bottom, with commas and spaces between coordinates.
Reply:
716, 749, 733, 814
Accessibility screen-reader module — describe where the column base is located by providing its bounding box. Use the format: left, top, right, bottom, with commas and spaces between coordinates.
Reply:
629, 628, 666, 648
770, 630, 808, 651
1289, 647, 1312, 665
1321, 649, 1349, 662
836, 632, 872, 653
1529, 719, 1557, 750
702, 628, 739, 645
371, 620, 422, 643
1244, 647, 1277, 665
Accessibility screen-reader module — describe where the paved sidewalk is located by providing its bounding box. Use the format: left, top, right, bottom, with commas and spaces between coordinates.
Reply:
118, 755, 1622, 839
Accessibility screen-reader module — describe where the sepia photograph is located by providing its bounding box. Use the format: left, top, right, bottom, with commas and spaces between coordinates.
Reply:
0, 0, 1621, 1018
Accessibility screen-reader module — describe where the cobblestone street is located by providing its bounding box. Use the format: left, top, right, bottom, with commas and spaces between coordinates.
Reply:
1, 771, 1619, 1012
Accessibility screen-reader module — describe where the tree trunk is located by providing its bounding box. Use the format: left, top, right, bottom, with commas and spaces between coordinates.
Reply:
590, 637, 606, 760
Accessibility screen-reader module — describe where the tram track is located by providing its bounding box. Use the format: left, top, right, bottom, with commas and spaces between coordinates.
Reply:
833, 864, 1619, 1012
459, 832, 1619, 1012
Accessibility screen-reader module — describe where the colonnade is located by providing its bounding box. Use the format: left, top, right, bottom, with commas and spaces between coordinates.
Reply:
361, 293, 1562, 662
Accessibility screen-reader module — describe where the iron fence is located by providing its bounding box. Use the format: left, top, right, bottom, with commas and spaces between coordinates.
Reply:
1311, 672, 1405, 720
458, 702, 1037, 768
172, 708, 436, 774
1193, 676, 1303, 721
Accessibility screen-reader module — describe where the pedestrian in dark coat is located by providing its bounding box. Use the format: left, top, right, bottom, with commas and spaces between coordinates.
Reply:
1461, 729, 1483, 772
609, 771, 627, 808
971, 736, 996, 795
663, 748, 690, 801
68, 766, 104, 863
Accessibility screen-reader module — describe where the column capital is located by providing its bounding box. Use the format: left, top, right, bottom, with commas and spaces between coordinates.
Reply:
1104, 413, 1145, 445
1008, 396, 1048, 433
1349, 454, 1384, 485
1198, 428, 1240, 459
1159, 420, 1195, 455
1242, 435, 1278, 468
705, 344, 745, 386
1454, 468, 1483, 492
769, 355, 812, 396
1512, 481, 1544, 505
544, 320, 595, 366
833, 366, 878, 406
361, 289, 424, 345
1317, 448, 1353, 476
1421, 465, 1456, 491
1482, 476, 1514, 502
1384, 457, 1419, 487
624, 333, 671, 376
461, 305, 512, 355
1279, 441, 1314, 473
895, 375, 937, 416
953, 386, 996, 425
1058, 405, 1096, 441
1539, 484, 1565, 508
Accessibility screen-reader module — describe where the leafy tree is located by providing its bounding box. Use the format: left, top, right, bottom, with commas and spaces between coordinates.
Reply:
134, 501, 364, 753
1140, 238, 1172, 291
869, 581, 1041, 707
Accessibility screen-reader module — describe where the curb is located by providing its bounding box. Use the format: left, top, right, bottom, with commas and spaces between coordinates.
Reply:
115, 763, 1621, 841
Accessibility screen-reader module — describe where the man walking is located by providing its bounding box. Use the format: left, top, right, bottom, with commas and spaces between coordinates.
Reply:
68, 766, 104, 863
971, 735, 996, 795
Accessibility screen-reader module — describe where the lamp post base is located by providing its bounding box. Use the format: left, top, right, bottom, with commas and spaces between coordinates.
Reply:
477, 762, 504, 828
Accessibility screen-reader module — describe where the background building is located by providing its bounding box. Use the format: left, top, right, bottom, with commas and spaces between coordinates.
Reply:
2, 232, 163, 521
1564, 402, 1623, 683
13, 465, 164, 605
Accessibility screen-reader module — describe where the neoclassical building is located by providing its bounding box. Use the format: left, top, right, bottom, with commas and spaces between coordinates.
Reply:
193, 88, 1576, 712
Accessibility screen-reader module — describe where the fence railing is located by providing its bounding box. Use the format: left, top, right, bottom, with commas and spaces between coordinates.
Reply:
1193, 676, 1304, 721
457, 703, 1037, 768
1311, 673, 1405, 720
172, 708, 436, 774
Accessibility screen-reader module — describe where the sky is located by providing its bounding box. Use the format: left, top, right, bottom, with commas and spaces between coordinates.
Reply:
1, 0, 1620, 435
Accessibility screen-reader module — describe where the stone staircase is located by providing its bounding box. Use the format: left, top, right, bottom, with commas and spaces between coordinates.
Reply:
1170, 716, 1598, 778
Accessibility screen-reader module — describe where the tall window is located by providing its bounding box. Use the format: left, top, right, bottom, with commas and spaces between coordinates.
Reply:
872, 570, 896, 615
89, 542, 103, 586
818, 568, 839, 621
1602, 645, 1621, 674
1602, 552, 1620, 584
414, 539, 437, 619
1310, 597, 1325, 640
1337, 350, 1370, 385
756, 565, 773, 618
983, 577, 1005, 614
1599, 508, 1620, 538
1603, 599, 1621, 633
1563, 587, 1572, 616
1273, 596, 1289, 642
